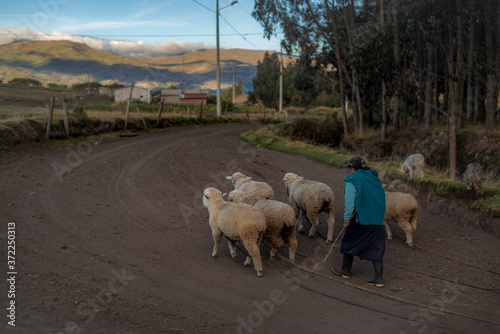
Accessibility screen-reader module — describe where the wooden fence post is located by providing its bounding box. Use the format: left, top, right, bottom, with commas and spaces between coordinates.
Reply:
45, 96, 55, 139
136, 107, 148, 130
63, 98, 70, 137
156, 100, 164, 127
124, 83, 135, 130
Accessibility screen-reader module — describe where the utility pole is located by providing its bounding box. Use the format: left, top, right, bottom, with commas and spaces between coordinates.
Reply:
216, 0, 221, 116
232, 62, 235, 104
216, 1, 238, 116
279, 46, 283, 114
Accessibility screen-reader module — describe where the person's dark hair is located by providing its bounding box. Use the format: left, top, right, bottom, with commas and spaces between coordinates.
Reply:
343, 156, 370, 170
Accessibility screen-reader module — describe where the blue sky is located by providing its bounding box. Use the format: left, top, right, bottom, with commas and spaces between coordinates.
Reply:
0, 0, 282, 56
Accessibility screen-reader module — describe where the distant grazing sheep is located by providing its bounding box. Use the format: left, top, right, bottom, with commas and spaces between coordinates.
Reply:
203, 187, 267, 277
228, 190, 298, 263
384, 191, 418, 247
463, 163, 485, 190
401, 153, 425, 178
226, 172, 274, 199
283, 173, 335, 244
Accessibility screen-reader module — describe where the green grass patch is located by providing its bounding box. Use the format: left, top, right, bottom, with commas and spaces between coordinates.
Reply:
240, 126, 500, 217
240, 128, 352, 168
471, 193, 500, 216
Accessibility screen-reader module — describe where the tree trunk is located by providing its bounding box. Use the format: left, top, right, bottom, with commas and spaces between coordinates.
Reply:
465, 17, 475, 125
342, 0, 363, 136
424, 43, 433, 129
455, 0, 465, 129
433, 45, 440, 126
473, 80, 480, 123
392, 0, 400, 129
443, 77, 449, 123
321, 0, 349, 136
485, 2, 496, 133
381, 81, 387, 139
355, 76, 364, 136
445, 24, 457, 180
352, 73, 358, 133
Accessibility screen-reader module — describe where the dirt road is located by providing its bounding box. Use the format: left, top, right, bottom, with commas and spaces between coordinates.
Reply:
1, 123, 499, 334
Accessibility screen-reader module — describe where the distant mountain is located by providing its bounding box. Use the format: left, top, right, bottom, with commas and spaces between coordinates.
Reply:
0, 40, 286, 93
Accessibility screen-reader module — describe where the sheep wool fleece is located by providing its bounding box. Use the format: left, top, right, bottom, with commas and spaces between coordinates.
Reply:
344, 170, 386, 226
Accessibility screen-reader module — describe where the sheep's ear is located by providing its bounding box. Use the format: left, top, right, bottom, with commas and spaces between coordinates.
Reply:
382, 184, 387, 188
226, 176, 232, 180
245, 176, 252, 180
222, 192, 228, 197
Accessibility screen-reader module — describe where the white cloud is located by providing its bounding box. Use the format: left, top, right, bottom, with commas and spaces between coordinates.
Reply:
60, 20, 185, 31
130, 3, 173, 20
0, 26, 208, 56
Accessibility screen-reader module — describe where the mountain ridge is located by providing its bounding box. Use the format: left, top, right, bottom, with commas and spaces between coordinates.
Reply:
0, 40, 284, 92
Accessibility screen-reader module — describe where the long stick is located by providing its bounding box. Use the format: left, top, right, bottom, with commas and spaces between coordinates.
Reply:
313, 227, 345, 271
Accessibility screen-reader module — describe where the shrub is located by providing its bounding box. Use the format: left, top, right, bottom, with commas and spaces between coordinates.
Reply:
277, 115, 343, 148
8, 77, 43, 87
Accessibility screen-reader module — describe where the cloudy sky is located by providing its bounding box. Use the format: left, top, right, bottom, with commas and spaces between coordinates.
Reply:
0, 0, 282, 56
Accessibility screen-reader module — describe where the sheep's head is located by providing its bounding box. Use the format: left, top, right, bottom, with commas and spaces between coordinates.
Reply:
226, 172, 247, 186
228, 190, 245, 203
283, 173, 301, 196
203, 187, 226, 207
283, 173, 302, 184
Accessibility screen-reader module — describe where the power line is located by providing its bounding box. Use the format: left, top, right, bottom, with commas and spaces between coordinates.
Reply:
219, 14, 262, 50
190, 0, 266, 50
0, 32, 264, 38
191, 0, 214, 13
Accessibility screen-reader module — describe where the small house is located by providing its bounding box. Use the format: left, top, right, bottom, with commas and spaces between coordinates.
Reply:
161, 89, 208, 106
114, 85, 152, 103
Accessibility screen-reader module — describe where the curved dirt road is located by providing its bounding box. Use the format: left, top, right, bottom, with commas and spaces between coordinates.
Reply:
1, 123, 499, 334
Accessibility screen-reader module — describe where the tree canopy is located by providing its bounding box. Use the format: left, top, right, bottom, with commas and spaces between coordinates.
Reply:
252, 0, 500, 178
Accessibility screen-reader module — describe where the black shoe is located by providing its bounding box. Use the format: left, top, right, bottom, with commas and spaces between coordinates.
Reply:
367, 260, 384, 287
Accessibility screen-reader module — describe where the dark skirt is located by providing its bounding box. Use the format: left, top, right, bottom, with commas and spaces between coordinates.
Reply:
340, 223, 385, 261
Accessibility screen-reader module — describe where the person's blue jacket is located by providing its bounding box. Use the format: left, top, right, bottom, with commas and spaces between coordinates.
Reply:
344, 170, 386, 225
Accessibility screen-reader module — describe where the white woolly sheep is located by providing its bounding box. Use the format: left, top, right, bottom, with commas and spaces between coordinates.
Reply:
228, 190, 298, 263
203, 187, 267, 277
384, 191, 418, 247
283, 173, 335, 244
401, 153, 425, 178
226, 172, 274, 200
463, 163, 485, 190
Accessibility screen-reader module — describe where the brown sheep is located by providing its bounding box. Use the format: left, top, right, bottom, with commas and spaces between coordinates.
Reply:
283, 173, 335, 244
226, 172, 274, 199
384, 191, 418, 247
401, 153, 425, 178
228, 190, 298, 263
203, 187, 267, 277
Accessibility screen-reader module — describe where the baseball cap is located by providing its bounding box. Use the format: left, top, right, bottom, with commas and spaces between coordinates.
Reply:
343, 156, 369, 170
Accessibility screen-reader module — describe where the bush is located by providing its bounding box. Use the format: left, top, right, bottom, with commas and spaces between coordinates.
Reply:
277, 115, 344, 148
8, 77, 43, 87
47, 83, 68, 90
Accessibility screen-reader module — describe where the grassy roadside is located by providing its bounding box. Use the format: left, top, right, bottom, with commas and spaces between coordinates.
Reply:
0, 115, 250, 152
239, 126, 500, 217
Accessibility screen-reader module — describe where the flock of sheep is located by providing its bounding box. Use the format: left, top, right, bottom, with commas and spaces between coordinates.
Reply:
203, 153, 486, 277
203, 170, 419, 277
